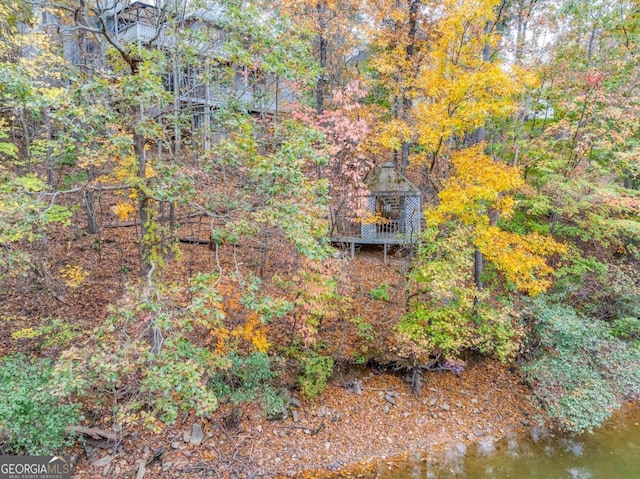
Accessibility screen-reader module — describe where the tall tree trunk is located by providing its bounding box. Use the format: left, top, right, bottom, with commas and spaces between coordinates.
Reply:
400, 0, 420, 174
173, 57, 182, 155
472, 20, 495, 291
315, 2, 328, 114
44, 108, 55, 187
514, 0, 532, 63
586, 25, 598, 65
134, 129, 153, 280
84, 165, 98, 234
169, 202, 176, 232
474, 248, 484, 291
19, 107, 31, 164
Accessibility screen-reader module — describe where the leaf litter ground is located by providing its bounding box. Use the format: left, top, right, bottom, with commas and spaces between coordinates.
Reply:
0, 199, 541, 478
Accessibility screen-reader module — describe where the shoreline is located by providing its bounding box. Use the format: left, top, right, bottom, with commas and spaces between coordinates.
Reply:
70, 360, 540, 478
318, 402, 640, 479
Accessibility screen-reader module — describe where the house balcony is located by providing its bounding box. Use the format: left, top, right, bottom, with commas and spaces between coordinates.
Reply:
179, 83, 295, 115
114, 21, 226, 56
179, 84, 230, 107
115, 21, 162, 45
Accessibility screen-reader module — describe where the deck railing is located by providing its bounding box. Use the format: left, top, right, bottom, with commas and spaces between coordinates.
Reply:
180, 83, 289, 114
181, 84, 230, 106
376, 218, 405, 237
332, 212, 424, 243
332, 215, 409, 239
332, 214, 360, 237
116, 22, 161, 44
115, 22, 225, 53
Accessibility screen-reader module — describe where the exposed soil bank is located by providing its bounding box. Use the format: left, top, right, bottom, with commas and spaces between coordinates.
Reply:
70, 360, 539, 478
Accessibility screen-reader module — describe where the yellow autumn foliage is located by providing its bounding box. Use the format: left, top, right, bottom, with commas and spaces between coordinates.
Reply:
145, 162, 157, 179
366, 0, 536, 164
59, 264, 89, 288
475, 227, 567, 296
231, 312, 270, 353
429, 144, 565, 296
114, 153, 156, 181
211, 326, 231, 355
111, 201, 136, 221
114, 155, 136, 182
361, 212, 390, 225
11, 327, 42, 340
428, 145, 524, 226
378, 118, 414, 151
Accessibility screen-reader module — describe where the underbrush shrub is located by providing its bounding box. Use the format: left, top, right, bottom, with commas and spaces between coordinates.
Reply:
140, 338, 220, 424
398, 296, 520, 362
60, 279, 226, 429
61, 272, 300, 429
298, 353, 334, 399
0, 354, 81, 454
10, 318, 79, 351
369, 283, 390, 301
399, 225, 522, 363
611, 316, 640, 340
62, 337, 220, 430
522, 299, 640, 433
208, 352, 285, 419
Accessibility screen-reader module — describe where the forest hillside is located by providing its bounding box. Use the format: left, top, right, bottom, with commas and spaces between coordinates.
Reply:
1, 0, 639, 476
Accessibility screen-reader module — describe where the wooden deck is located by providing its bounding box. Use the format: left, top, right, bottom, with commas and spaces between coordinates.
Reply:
329, 235, 418, 262
329, 236, 414, 245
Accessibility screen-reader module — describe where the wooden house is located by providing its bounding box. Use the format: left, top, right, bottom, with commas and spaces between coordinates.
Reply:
108, 1, 295, 120
331, 163, 421, 261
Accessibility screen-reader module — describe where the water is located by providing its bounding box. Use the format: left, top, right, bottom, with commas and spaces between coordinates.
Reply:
369, 405, 640, 479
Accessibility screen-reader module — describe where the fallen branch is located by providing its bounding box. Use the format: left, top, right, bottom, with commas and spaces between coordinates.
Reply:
178, 237, 210, 245
273, 422, 325, 436
66, 426, 125, 448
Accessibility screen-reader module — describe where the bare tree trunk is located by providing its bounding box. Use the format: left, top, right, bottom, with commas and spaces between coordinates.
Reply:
19, 107, 31, 164
515, 1, 525, 62
474, 248, 484, 291
84, 190, 98, 234
169, 202, 176, 233
586, 25, 597, 65
173, 57, 182, 155
470, 20, 495, 290
44, 108, 55, 187
400, 0, 420, 174
84, 165, 99, 234
133, 129, 153, 279
315, 2, 328, 114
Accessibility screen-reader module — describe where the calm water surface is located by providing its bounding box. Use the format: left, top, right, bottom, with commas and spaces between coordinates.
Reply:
371, 405, 640, 479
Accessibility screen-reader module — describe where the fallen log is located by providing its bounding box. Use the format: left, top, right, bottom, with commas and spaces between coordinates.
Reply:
65, 426, 125, 448
178, 237, 210, 245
